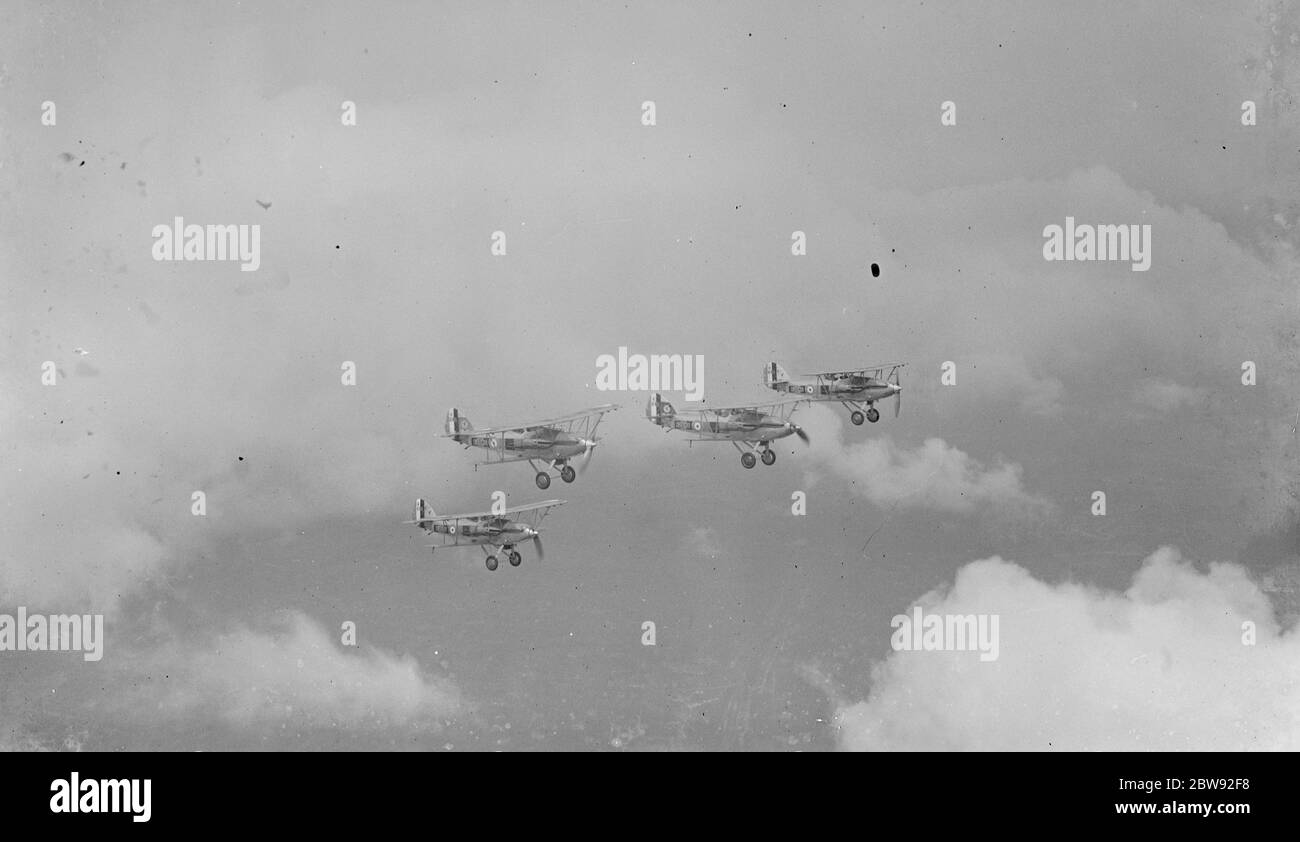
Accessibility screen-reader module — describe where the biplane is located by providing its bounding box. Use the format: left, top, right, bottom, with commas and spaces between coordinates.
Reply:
440, 404, 619, 489
645, 393, 809, 469
403, 498, 566, 571
762, 361, 903, 425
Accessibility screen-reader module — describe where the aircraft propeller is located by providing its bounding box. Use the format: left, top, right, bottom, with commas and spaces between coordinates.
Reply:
530, 533, 545, 560
894, 370, 902, 419
578, 437, 600, 474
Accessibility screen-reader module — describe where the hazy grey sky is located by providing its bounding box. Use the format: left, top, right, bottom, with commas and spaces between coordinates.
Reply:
1, 1, 1297, 750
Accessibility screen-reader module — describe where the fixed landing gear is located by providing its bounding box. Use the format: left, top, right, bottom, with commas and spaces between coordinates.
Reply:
736, 440, 778, 469
846, 401, 880, 424
532, 460, 574, 488
484, 545, 522, 571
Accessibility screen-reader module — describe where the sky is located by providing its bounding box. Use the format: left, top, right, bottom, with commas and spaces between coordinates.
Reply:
0, 0, 1297, 751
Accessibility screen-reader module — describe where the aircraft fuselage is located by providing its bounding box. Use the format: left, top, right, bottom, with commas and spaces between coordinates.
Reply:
771, 379, 898, 402
661, 414, 796, 442
422, 519, 537, 547
463, 431, 589, 460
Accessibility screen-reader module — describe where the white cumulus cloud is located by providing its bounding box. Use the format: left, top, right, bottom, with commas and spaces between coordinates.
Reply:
145, 611, 461, 729
1133, 378, 1209, 413
832, 547, 1300, 750
802, 407, 1049, 515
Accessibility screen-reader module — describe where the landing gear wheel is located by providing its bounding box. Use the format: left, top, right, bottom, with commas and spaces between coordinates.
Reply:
485, 555, 499, 571
535, 472, 551, 490
741, 451, 757, 469
761, 449, 776, 466
866, 407, 880, 423
508, 550, 522, 567
560, 465, 576, 483
850, 410, 865, 426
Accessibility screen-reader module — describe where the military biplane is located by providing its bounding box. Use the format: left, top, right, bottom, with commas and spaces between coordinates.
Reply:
645, 393, 809, 469
403, 498, 566, 571
762, 361, 903, 425
440, 404, 619, 489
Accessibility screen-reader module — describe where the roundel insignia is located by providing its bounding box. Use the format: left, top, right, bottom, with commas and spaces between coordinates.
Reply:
806, 385, 815, 394
449, 524, 457, 534
693, 420, 702, 431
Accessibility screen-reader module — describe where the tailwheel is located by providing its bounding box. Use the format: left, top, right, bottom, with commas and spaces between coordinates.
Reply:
740, 451, 757, 469
760, 449, 776, 466
508, 550, 522, 567
560, 465, 576, 483
850, 410, 865, 426
866, 407, 880, 423
535, 472, 551, 490
485, 555, 499, 571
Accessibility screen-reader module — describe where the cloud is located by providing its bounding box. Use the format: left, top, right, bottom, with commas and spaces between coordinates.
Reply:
1133, 378, 1209, 413
1, 4, 1296, 751
685, 526, 722, 560
143, 611, 461, 729
832, 547, 1300, 750
802, 407, 1049, 515
0, 728, 56, 752
0, 430, 170, 616
961, 354, 1065, 418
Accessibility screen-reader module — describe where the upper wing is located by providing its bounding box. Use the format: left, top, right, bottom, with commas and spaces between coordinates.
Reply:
436, 404, 619, 436
504, 499, 566, 527
436, 422, 523, 437
403, 510, 502, 524
710, 397, 808, 417
402, 499, 566, 524
800, 363, 906, 378
519, 404, 619, 430
502, 498, 567, 516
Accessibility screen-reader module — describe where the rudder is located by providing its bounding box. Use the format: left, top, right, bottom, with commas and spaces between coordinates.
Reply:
763, 361, 790, 389
444, 408, 472, 442
645, 393, 676, 425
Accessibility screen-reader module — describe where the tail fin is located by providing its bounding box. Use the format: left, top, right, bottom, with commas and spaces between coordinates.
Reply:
413, 498, 434, 523
763, 361, 790, 389
444, 408, 472, 443
645, 393, 676, 425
